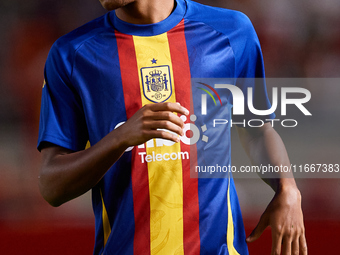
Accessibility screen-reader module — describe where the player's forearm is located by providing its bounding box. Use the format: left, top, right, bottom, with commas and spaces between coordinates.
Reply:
239, 124, 306, 254
39, 103, 187, 206
237, 123, 298, 193
39, 129, 128, 207
39, 103, 189, 206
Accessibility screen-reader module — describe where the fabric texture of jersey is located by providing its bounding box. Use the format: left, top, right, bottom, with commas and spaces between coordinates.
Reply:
38, 0, 275, 254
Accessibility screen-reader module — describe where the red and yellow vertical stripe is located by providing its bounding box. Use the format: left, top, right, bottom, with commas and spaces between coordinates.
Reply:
133, 32, 184, 254
115, 21, 200, 255
167, 21, 200, 255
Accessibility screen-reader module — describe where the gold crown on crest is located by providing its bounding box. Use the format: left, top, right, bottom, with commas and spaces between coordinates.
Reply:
149, 70, 163, 76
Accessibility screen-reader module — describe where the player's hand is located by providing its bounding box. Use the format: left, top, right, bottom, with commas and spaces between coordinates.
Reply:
117, 102, 189, 148
246, 185, 307, 255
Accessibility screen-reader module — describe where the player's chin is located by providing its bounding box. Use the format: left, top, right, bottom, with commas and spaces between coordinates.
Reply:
99, 0, 132, 11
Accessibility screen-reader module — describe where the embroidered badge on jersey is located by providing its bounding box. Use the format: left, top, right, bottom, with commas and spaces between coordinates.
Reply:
141, 65, 172, 103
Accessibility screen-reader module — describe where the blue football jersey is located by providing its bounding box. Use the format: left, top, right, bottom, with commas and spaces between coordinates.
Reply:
38, 0, 274, 254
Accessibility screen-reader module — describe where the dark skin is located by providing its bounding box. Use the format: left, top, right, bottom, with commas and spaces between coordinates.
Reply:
39, 102, 188, 206
236, 124, 306, 255
39, 1, 307, 254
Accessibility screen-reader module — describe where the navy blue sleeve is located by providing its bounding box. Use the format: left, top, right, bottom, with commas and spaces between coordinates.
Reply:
185, 1, 275, 122
224, 12, 276, 122
37, 41, 88, 151
206, 9, 275, 122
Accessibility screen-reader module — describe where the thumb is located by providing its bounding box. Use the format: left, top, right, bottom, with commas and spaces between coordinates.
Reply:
246, 212, 269, 243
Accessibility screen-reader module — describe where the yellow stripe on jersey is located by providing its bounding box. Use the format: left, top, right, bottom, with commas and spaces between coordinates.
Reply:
85, 140, 91, 149
227, 178, 241, 255
100, 189, 111, 247
133, 33, 184, 255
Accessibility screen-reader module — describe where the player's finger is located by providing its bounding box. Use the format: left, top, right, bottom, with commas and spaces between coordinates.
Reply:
150, 111, 184, 128
292, 237, 299, 255
151, 102, 189, 115
299, 234, 308, 255
146, 129, 180, 143
271, 231, 282, 255
281, 236, 292, 255
147, 120, 184, 136
246, 213, 269, 243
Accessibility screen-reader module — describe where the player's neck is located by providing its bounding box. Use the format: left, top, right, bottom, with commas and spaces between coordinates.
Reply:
115, 0, 175, 24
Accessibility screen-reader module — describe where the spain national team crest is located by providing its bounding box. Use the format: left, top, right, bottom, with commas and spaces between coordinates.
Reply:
141, 65, 172, 103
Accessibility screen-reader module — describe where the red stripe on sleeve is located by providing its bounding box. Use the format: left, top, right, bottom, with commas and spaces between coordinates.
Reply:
115, 30, 151, 255
167, 20, 200, 255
